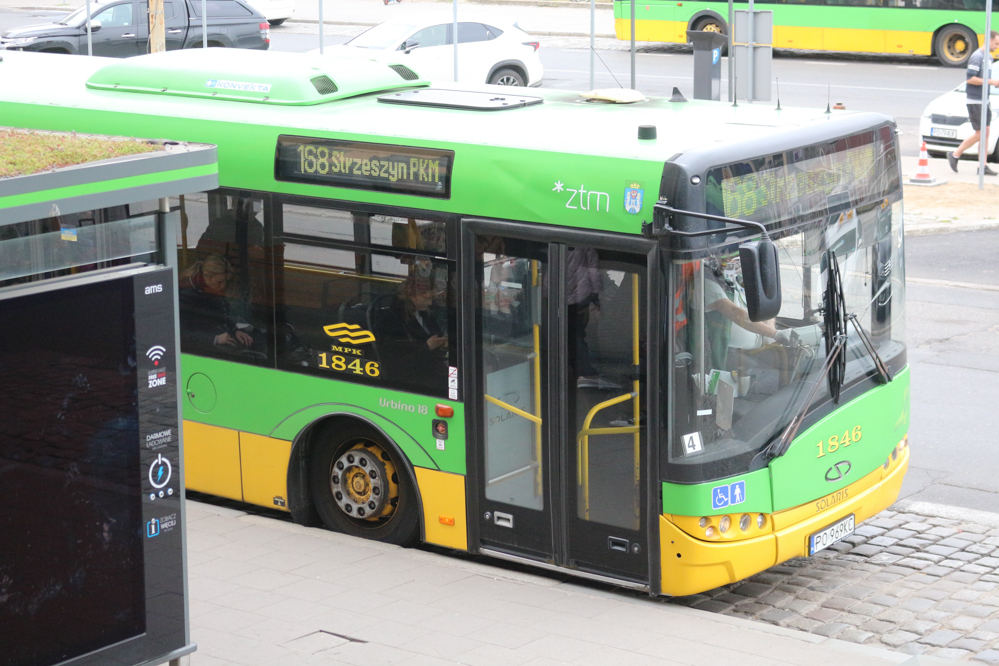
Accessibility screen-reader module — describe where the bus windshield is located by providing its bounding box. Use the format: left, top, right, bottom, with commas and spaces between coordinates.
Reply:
666, 129, 905, 483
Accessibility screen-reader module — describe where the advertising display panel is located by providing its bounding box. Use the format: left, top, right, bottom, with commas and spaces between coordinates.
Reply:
0, 265, 186, 666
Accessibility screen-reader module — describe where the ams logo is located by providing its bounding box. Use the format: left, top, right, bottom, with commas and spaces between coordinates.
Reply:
323, 323, 376, 345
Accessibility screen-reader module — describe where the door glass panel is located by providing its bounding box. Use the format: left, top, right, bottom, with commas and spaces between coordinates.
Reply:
569, 249, 645, 531
481, 240, 546, 510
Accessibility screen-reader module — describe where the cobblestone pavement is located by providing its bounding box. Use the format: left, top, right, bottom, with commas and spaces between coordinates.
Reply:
666, 507, 999, 663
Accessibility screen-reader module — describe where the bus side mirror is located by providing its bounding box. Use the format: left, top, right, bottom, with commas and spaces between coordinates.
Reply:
740, 239, 781, 322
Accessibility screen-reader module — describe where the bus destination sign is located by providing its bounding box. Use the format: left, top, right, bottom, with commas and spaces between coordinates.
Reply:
275, 135, 454, 199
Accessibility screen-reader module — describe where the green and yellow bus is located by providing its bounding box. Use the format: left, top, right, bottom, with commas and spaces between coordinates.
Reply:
616, 0, 997, 66
0, 48, 909, 596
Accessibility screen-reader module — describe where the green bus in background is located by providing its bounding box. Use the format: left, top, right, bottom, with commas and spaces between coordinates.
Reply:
0, 48, 909, 596
616, 0, 996, 66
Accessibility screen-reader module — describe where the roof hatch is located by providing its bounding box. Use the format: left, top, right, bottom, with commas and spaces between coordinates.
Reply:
378, 88, 543, 111
85, 49, 428, 105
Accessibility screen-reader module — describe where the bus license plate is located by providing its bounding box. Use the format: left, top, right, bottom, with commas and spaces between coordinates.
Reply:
809, 514, 855, 555
931, 128, 958, 139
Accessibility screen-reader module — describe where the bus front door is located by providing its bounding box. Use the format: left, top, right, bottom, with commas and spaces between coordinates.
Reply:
467, 229, 650, 585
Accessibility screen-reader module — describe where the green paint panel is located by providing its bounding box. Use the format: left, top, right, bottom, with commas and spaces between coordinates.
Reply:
181, 355, 466, 474
0, 163, 217, 210
770, 367, 910, 511
663, 467, 773, 516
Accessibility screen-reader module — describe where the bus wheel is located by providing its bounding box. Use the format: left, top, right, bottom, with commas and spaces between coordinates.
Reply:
692, 16, 727, 55
489, 68, 525, 86
694, 16, 724, 34
935, 25, 977, 67
309, 422, 419, 545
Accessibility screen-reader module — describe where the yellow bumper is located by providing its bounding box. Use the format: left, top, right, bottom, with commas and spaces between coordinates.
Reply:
660, 447, 909, 597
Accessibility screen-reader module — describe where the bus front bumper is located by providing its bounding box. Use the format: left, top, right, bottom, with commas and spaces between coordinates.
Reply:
659, 446, 909, 597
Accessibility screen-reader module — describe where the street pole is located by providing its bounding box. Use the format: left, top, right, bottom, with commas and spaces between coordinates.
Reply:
589, 0, 595, 90
201, 0, 206, 49
979, 0, 993, 190
747, 0, 754, 102
630, 0, 636, 89
727, 0, 733, 102
85, 0, 92, 56
453, 0, 458, 82
149, 0, 165, 53
318, 0, 324, 54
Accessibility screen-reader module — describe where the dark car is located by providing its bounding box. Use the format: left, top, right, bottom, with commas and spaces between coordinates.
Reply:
0, 0, 269, 57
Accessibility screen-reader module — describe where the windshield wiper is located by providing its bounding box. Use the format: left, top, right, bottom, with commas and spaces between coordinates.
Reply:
762, 334, 845, 459
847, 313, 893, 384
762, 249, 893, 461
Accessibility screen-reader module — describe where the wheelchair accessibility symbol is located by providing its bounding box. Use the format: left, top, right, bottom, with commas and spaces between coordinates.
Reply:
711, 480, 746, 510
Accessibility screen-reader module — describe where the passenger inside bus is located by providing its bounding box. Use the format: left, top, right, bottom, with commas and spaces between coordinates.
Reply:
371, 273, 449, 388
178, 254, 264, 358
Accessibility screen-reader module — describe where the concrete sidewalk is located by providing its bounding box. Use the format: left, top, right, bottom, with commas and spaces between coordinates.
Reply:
179, 499, 955, 666
900, 155, 999, 236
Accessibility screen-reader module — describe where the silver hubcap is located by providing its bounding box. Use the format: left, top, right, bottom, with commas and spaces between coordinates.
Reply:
497, 75, 521, 86
329, 448, 388, 519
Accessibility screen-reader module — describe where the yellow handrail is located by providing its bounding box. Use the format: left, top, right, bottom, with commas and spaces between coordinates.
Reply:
484, 394, 542, 424
632, 273, 641, 518
578, 392, 636, 519
533, 321, 542, 497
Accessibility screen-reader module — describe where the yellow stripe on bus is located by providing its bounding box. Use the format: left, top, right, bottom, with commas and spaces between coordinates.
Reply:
615, 20, 933, 57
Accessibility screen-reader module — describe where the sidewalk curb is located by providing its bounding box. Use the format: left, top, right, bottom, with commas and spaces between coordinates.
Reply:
905, 219, 999, 236
893, 499, 999, 529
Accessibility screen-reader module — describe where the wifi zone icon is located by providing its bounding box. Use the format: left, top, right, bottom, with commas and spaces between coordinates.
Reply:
146, 345, 166, 366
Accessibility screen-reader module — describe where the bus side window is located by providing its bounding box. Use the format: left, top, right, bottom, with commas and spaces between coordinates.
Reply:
174, 191, 273, 366
275, 203, 454, 398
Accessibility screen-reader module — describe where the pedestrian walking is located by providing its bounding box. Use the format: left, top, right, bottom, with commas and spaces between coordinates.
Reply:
947, 30, 999, 175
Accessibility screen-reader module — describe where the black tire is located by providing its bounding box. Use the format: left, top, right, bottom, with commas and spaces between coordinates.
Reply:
692, 16, 728, 56
308, 420, 419, 546
935, 24, 977, 67
488, 67, 525, 86
268, 18, 285, 26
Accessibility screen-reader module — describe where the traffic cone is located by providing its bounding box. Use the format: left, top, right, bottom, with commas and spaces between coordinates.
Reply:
908, 141, 946, 187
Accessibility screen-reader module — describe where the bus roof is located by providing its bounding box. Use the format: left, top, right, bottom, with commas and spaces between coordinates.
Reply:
0, 49, 893, 232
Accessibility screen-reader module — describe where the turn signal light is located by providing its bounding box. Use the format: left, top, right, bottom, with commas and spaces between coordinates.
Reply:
435, 404, 454, 418
439, 516, 455, 525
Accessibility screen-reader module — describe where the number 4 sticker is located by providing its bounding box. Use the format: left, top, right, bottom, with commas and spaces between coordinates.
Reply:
681, 432, 703, 456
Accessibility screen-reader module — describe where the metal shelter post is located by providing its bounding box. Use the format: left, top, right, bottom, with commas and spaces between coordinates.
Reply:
728, 0, 733, 102
630, 0, 636, 89
201, 0, 206, 48
980, 0, 993, 190
747, 0, 754, 103
453, 0, 458, 82
86, 0, 92, 55
318, 0, 324, 53
590, 0, 595, 90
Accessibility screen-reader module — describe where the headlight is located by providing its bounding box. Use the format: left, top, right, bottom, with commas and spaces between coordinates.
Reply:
1, 37, 37, 47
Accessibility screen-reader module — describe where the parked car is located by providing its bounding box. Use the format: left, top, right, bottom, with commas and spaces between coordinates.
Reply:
0, 0, 270, 57
920, 82, 999, 161
245, 0, 293, 26
312, 16, 543, 87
